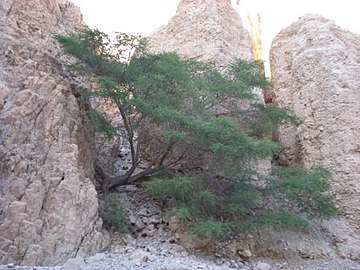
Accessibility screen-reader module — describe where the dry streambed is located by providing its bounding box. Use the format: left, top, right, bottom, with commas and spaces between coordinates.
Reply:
2, 185, 360, 270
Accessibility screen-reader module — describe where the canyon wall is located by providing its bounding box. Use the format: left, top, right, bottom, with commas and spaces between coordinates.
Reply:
0, 0, 109, 265
270, 14, 360, 259
150, 0, 253, 66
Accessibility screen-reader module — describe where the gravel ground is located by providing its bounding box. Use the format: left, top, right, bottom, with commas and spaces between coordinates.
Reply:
267, 258, 360, 270
2, 243, 360, 270
2, 257, 360, 270
2, 185, 360, 270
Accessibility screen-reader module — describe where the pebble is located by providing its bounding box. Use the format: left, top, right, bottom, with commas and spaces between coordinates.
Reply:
86, 253, 107, 264
60, 258, 86, 270
255, 261, 272, 270
134, 219, 146, 230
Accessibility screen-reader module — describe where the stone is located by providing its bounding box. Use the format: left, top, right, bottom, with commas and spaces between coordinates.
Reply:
270, 14, 360, 259
168, 216, 181, 232
61, 257, 86, 270
129, 214, 137, 224
148, 215, 161, 225
142, 217, 149, 224
130, 251, 151, 262
141, 228, 156, 237
0, 0, 109, 266
237, 247, 252, 261
121, 233, 134, 244
138, 208, 151, 217
86, 253, 107, 264
149, 0, 253, 67
256, 261, 272, 270
135, 219, 147, 231
146, 246, 157, 253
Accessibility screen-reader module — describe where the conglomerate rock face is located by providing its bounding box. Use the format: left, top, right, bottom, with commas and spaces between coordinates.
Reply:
0, 0, 109, 266
270, 15, 360, 259
149, 0, 253, 66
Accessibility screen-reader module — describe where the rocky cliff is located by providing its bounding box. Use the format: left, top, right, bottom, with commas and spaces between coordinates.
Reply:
270, 15, 360, 259
149, 0, 253, 66
0, 0, 109, 265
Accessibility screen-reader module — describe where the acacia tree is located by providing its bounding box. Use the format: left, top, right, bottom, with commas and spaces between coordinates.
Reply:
57, 28, 338, 236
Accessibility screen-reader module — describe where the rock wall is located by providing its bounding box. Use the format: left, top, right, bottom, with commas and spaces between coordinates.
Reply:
0, 0, 109, 266
270, 15, 360, 259
149, 0, 253, 66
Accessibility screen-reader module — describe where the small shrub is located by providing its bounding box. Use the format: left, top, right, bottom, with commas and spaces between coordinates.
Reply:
87, 108, 116, 139
269, 166, 339, 218
144, 176, 194, 201
223, 183, 262, 218
192, 220, 232, 238
99, 194, 129, 233
173, 207, 192, 221
252, 213, 310, 231
248, 105, 296, 138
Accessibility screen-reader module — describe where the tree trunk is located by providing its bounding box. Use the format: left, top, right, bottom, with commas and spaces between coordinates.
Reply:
101, 166, 162, 195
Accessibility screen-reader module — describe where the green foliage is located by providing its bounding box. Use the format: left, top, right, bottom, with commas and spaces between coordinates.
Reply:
145, 169, 337, 236
87, 108, 116, 139
251, 213, 310, 230
223, 183, 262, 218
145, 177, 236, 234
228, 59, 269, 88
173, 207, 193, 221
192, 220, 232, 238
269, 166, 339, 218
144, 176, 194, 201
248, 105, 296, 138
99, 194, 129, 233
146, 176, 260, 234
57, 28, 339, 238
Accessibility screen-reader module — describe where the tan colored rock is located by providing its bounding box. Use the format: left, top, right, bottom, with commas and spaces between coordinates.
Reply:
61, 257, 86, 270
270, 14, 360, 258
256, 261, 272, 270
149, 0, 253, 66
0, 0, 109, 266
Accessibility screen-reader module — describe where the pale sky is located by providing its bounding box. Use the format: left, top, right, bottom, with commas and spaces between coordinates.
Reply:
70, 0, 359, 73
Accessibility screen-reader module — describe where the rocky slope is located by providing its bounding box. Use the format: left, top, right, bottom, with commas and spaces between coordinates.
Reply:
2, 185, 360, 269
270, 14, 360, 259
0, 0, 109, 266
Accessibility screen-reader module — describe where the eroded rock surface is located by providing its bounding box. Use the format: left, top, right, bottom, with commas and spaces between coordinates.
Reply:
149, 0, 253, 66
0, 0, 109, 265
270, 15, 360, 259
